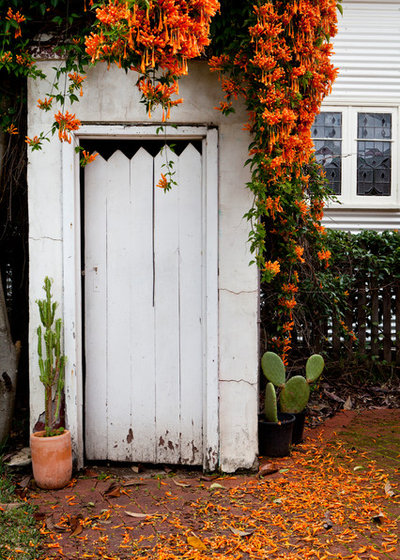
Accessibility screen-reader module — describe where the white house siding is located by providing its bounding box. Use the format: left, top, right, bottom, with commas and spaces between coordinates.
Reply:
330, 2, 400, 100
322, 0, 400, 231
27, 61, 258, 472
323, 208, 400, 232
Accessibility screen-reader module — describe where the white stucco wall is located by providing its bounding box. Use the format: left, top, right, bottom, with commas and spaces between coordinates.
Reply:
28, 60, 258, 472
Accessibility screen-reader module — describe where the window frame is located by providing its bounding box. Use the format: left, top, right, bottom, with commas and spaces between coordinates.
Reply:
315, 105, 399, 209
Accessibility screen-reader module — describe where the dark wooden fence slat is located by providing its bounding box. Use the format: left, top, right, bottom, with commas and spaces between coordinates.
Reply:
382, 285, 392, 362
370, 276, 379, 357
396, 282, 400, 365
332, 313, 340, 357
357, 280, 367, 354
345, 307, 354, 359
296, 278, 400, 365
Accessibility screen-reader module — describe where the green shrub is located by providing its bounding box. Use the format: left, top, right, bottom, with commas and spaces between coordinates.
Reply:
260, 230, 400, 380
0, 459, 41, 560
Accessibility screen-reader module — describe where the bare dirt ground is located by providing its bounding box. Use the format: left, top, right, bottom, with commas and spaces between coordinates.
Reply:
18, 406, 399, 560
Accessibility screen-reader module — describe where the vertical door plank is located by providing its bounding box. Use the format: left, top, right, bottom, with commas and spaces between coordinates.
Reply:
177, 144, 203, 464
154, 147, 181, 463
84, 155, 108, 460
129, 148, 156, 462
105, 151, 133, 460
203, 128, 219, 470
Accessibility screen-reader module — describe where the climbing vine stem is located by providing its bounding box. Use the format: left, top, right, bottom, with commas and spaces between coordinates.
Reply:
210, 0, 340, 362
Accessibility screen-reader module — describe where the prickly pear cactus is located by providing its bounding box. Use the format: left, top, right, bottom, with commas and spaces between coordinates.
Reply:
306, 354, 325, 383
264, 382, 278, 422
261, 351, 286, 387
280, 375, 310, 414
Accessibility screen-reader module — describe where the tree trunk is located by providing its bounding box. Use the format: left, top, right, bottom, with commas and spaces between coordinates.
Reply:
0, 271, 17, 446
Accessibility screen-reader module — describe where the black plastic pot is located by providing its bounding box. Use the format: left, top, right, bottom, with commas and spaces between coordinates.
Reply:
292, 410, 306, 445
258, 413, 295, 457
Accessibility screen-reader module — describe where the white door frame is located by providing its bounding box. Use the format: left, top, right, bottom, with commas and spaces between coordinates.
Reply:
62, 124, 219, 470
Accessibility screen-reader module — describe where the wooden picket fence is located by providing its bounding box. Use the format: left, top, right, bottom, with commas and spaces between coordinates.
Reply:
303, 278, 400, 364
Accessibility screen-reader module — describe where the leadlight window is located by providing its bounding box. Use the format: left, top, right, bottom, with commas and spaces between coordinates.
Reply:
357, 113, 392, 196
311, 112, 342, 195
312, 107, 397, 207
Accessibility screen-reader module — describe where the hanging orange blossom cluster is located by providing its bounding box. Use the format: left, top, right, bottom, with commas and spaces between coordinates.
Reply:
210, 0, 339, 362
85, 0, 220, 120
26, 0, 219, 166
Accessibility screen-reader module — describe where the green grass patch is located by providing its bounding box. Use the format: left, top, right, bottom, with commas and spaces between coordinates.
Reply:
0, 460, 41, 560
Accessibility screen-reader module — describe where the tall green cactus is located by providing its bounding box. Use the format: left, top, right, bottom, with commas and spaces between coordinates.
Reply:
37, 277, 66, 436
261, 351, 324, 416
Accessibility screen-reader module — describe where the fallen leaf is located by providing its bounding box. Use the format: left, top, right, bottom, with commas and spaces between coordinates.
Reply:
68, 515, 84, 537
343, 396, 352, 410
323, 511, 333, 530
125, 511, 156, 518
200, 474, 219, 481
323, 389, 345, 403
279, 468, 289, 474
14, 487, 28, 499
0, 502, 22, 511
45, 518, 56, 531
353, 465, 363, 472
83, 468, 98, 478
70, 522, 83, 537
172, 479, 190, 488
372, 511, 386, 524
52, 523, 69, 533
258, 463, 278, 477
209, 482, 225, 490
122, 480, 146, 487
5, 447, 31, 467
17, 476, 31, 489
385, 482, 395, 498
229, 526, 255, 537
187, 534, 207, 550
104, 482, 121, 497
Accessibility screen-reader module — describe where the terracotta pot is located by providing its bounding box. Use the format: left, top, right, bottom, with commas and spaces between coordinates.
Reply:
30, 429, 72, 489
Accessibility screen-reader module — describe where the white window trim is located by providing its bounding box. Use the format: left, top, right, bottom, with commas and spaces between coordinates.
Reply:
318, 106, 399, 210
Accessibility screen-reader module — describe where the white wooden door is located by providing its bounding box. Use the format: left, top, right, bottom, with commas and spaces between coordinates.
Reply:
84, 138, 205, 464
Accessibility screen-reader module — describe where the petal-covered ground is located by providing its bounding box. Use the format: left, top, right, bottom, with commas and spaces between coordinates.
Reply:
27, 409, 399, 560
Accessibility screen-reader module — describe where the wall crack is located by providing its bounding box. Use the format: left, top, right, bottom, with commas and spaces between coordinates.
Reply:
220, 378, 257, 386
29, 236, 62, 242
220, 288, 258, 295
